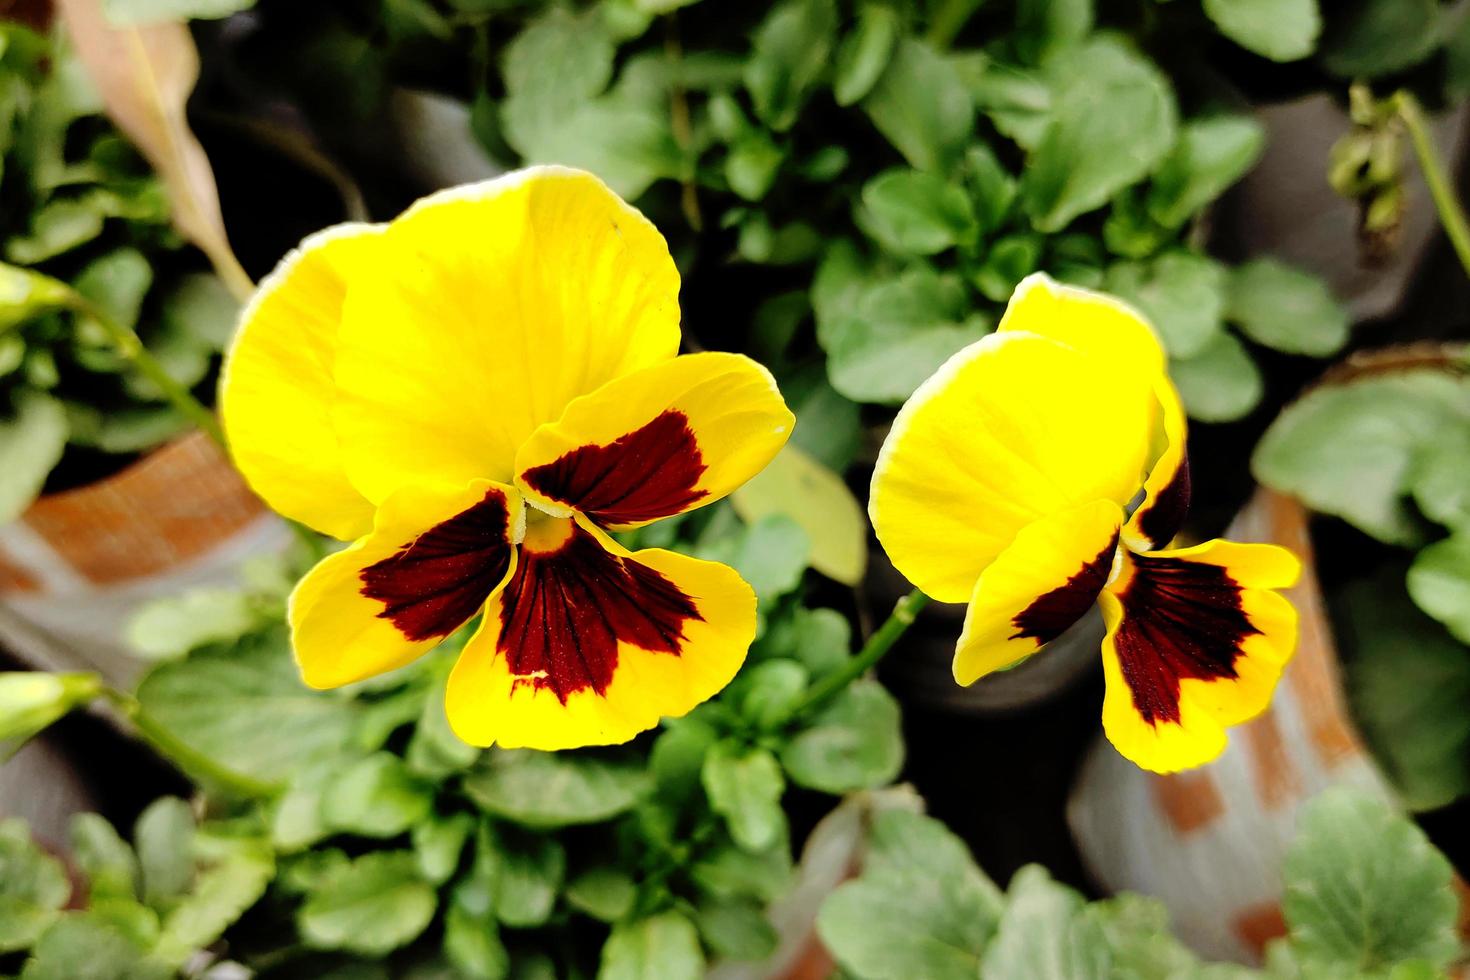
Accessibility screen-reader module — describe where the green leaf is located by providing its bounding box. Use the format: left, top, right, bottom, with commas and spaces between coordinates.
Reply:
744, 0, 836, 132
981, 866, 1108, 980
1087, 893, 1200, 977
834, 2, 899, 106
1342, 573, 1470, 811
966, 144, 1019, 236
18, 914, 169, 980
154, 840, 273, 965
1226, 259, 1349, 356
1408, 533, 1470, 645
69, 814, 139, 903
0, 819, 71, 953
0, 390, 68, 524
1015, 0, 1094, 63
729, 659, 808, 731
501, 9, 614, 157
780, 680, 904, 793
566, 866, 636, 924
860, 168, 977, 255
461, 749, 651, 829
1410, 422, 1470, 530
489, 829, 564, 929
135, 627, 360, 786
690, 837, 792, 903
725, 133, 784, 202
819, 266, 987, 404
412, 812, 473, 886
724, 512, 811, 601
5, 199, 105, 264
323, 752, 436, 838
134, 797, 194, 906
1147, 115, 1267, 227
1320, 0, 1445, 79
862, 38, 975, 174
817, 811, 1002, 980
299, 852, 437, 956
444, 825, 510, 980
406, 677, 480, 780
0, 264, 72, 331
702, 742, 786, 852
1169, 332, 1263, 423
1104, 252, 1227, 358
0, 671, 100, 753
973, 232, 1044, 302
1282, 788, 1458, 973
761, 605, 852, 679
731, 444, 867, 586
598, 911, 705, 980
160, 273, 238, 350
125, 589, 258, 661
1020, 36, 1177, 232
1252, 371, 1470, 545
101, 0, 256, 25
694, 896, 778, 962
1203, 0, 1321, 62
75, 248, 152, 331
650, 717, 719, 805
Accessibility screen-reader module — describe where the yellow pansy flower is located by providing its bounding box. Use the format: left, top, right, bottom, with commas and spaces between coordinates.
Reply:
220, 167, 793, 750
870, 273, 1300, 773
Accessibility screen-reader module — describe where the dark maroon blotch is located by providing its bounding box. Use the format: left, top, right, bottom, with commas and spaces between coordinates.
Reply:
360, 489, 513, 643
1111, 553, 1259, 726
497, 521, 703, 703
522, 410, 708, 526
1134, 456, 1192, 549
1010, 530, 1120, 644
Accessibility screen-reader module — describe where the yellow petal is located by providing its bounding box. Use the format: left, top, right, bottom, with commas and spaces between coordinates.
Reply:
219, 223, 383, 540
514, 351, 793, 530
289, 479, 522, 689
1099, 539, 1302, 773
869, 331, 1156, 603
332, 166, 681, 504
954, 499, 1123, 685
445, 515, 754, 749
998, 273, 1192, 551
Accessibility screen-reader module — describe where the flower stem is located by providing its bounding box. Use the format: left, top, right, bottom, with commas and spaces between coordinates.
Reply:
1394, 90, 1470, 281
794, 588, 930, 718
63, 290, 227, 450
100, 687, 277, 799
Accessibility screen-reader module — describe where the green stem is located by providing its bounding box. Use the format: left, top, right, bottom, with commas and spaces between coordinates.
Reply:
794, 589, 930, 718
64, 291, 226, 450
101, 688, 277, 799
927, 0, 986, 49
1394, 90, 1470, 281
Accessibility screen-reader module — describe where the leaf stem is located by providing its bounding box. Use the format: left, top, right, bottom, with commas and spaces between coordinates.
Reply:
794, 588, 930, 718
1393, 90, 1470, 281
100, 687, 277, 799
63, 290, 226, 450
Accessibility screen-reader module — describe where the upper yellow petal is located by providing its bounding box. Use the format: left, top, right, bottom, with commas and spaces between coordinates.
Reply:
870, 331, 1156, 603
289, 478, 522, 689
219, 223, 383, 540
445, 516, 754, 749
514, 351, 794, 530
332, 166, 682, 503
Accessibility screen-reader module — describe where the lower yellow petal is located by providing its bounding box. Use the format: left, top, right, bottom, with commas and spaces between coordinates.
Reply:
954, 499, 1123, 685
870, 331, 1156, 603
289, 479, 522, 689
445, 516, 754, 749
514, 352, 793, 530
1098, 540, 1302, 773
220, 223, 383, 540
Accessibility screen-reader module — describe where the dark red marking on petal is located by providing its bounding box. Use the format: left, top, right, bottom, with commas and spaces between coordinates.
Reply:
360, 489, 513, 643
1135, 456, 1192, 549
1111, 553, 1260, 726
522, 410, 709, 526
1010, 530, 1119, 643
497, 521, 702, 702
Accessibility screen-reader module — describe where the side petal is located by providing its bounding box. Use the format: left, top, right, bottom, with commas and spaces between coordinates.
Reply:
1098, 540, 1302, 773
333, 167, 682, 503
219, 223, 383, 540
445, 516, 754, 749
998, 273, 1192, 551
954, 499, 1123, 685
514, 352, 794, 530
870, 331, 1156, 603
289, 479, 522, 689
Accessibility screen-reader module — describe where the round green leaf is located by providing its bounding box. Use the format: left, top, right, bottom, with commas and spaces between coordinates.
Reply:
598, 911, 705, 980
460, 749, 651, 829
861, 168, 977, 255
1226, 258, 1348, 357
1408, 533, 1470, 645
299, 852, 436, 956
1169, 332, 1263, 423
1203, 0, 1321, 62
780, 680, 904, 793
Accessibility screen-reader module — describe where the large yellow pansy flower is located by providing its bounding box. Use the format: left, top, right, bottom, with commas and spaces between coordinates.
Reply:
870, 273, 1300, 773
220, 167, 793, 750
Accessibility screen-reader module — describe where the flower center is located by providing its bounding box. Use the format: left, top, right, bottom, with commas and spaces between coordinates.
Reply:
522, 509, 576, 554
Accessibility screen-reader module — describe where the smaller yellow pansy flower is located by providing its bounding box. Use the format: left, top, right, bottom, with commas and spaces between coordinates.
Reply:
220, 166, 793, 750
870, 273, 1301, 773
